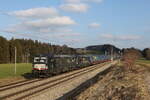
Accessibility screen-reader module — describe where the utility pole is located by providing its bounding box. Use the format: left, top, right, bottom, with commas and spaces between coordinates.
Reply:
111, 46, 113, 62
118, 50, 121, 64
15, 47, 17, 75
105, 51, 107, 56
111, 34, 116, 62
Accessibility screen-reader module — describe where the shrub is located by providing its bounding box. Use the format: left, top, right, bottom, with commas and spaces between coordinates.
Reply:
123, 51, 138, 71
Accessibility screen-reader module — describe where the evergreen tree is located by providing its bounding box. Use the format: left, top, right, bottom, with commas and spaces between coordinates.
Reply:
0, 36, 77, 64
0, 36, 9, 63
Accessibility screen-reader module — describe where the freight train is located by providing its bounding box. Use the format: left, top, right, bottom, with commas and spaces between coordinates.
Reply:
32, 54, 112, 77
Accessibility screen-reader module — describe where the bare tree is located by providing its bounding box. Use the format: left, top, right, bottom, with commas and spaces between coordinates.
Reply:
123, 51, 138, 71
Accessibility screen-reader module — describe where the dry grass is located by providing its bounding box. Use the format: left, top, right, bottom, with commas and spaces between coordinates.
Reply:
76, 63, 150, 100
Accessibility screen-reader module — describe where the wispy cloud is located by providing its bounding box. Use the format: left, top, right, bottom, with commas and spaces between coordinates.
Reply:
85, 0, 103, 3
88, 22, 100, 28
60, 0, 103, 13
4, 6, 77, 35
4, 16, 76, 33
64, 0, 103, 3
1, 0, 103, 47
60, 3, 89, 13
54, 32, 81, 37
8, 7, 58, 19
23, 16, 76, 28
64, 0, 81, 3
100, 34, 141, 41
3, 6, 80, 45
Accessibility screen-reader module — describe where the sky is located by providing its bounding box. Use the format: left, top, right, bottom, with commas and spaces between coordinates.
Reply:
0, 0, 150, 49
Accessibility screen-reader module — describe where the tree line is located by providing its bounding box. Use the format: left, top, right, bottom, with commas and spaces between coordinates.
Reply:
0, 36, 76, 64
0, 36, 150, 64
122, 48, 150, 71
143, 48, 150, 60
122, 47, 150, 60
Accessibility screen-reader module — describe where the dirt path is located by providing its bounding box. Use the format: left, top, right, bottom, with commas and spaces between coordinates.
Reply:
75, 64, 150, 100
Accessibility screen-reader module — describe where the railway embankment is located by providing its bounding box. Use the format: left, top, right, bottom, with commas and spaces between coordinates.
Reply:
75, 62, 150, 100
2, 61, 150, 100
0, 61, 116, 100
28, 61, 117, 100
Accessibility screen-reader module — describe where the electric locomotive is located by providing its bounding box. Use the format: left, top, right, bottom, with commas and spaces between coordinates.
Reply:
32, 54, 111, 77
32, 54, 91, 77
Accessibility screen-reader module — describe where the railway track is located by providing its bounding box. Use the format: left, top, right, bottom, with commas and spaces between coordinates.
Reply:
0, 63, 107, 100
0, 79, 43, 91
0, 64, 99, 91
0, 79, 30, 88
0, 63, 101, 92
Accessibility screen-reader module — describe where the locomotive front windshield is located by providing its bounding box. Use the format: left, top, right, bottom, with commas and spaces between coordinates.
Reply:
34, 57, 47, 64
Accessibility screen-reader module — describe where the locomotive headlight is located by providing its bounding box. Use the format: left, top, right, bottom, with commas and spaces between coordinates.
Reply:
34, 64, 48, 70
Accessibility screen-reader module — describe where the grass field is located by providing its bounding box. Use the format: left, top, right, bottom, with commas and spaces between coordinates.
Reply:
136, 59, 150, 64
0, 63, 32, 78
0, 59, 149, 79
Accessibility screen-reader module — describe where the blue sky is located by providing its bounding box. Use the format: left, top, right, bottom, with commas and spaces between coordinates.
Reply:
0, 0, 150, 49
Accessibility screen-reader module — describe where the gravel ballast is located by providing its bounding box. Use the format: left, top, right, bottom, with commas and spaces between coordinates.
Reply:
27, 61, 117, 100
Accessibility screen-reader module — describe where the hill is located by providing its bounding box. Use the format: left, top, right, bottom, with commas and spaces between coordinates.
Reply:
85, 44, 121, 54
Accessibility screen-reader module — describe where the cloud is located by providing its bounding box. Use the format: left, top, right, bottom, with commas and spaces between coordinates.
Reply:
54, 32, 81, 37
64, 0, 81, 3
3, 15, 76, 36
85, 0, 103, 3
23, 16, 76, 28
101, 34, 113, 39
4, 26, 72, 34
8, 7, 58, 19
3, 6, 82, 47
60, 3, 89, 13
64, 0, 103, 3
6, 6, 76, 33
63, 38, 82, 43
88, 22, 100, 28
3, 27, 82, 47
38, 28, 73, 33
100, 34, 141, 41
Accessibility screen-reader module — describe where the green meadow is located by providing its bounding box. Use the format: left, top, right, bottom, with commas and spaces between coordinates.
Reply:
0, 63, 32, 78
0, 59, 149, 79
136, 58, 150, 64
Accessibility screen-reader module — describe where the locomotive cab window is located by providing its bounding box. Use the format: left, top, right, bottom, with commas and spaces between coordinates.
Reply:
33, 57, 47, 63
34, 58, 40, 63
40, 59, 47, 63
